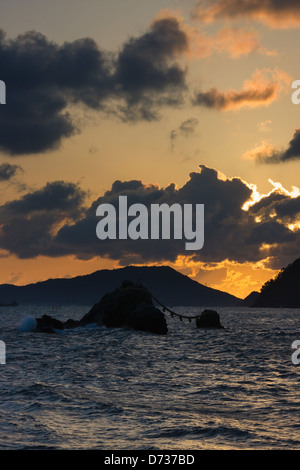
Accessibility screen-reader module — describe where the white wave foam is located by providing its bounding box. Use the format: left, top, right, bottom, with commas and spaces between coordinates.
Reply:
18, 315, 37, 332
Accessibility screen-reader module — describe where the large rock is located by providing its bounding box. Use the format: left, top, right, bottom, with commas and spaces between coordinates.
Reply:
196, 309, 224, 329
81, 281, 168, 335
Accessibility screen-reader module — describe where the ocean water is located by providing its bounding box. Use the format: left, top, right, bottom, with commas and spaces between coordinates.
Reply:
0, 305, 300, 450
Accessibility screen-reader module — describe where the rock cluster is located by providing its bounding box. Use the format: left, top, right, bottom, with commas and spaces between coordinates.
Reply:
35, 281, 168, 335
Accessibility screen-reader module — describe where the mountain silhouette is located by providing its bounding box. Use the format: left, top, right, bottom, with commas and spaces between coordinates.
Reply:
242, 291, 260, 306
252, 258, 300, 307
0, 265, 242, 307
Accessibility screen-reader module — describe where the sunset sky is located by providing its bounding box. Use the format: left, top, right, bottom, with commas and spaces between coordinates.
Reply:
1, 0, 300, 299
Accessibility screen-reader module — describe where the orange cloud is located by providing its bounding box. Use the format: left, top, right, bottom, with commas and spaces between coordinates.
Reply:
249, 128, 300, 163
190, 26, 276, 58
242, 140, 277, 160
193, 0, 300, 29
193, 68, 291, 110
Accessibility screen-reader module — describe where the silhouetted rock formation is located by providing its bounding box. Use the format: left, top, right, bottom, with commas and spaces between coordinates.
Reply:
196, 309, 224, 329
81, 280, 167, 334
253, 258, 300, 308
35, 281, 168, 335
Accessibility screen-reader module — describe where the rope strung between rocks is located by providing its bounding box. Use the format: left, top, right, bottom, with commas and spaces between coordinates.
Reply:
151, 294, 200, 323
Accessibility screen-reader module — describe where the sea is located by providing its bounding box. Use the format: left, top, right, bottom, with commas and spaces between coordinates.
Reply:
0, 304, 300, 450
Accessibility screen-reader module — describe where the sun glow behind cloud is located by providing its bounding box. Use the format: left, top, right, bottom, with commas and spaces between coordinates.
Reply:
242, 179, 300, 211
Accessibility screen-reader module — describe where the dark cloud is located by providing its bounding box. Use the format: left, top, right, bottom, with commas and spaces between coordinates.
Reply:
0, 90, 76, 155
170, 130, 178, 151
116, 18, 188, 93
249, 191, 287, 216
275, 196, 300, 220
0, 181, 87, 258
249, 190, 300, 223
111, 16, 188, 122
193, 0, 300, 28
0, 17, 188, 155
259, 129, 300, 163
178, 118, 199, 136
0, 164, 299, 269
0, 31, 78, 155
170, 117, 199, 150
0, 180, 86, 218
245, 219, 295, 246
0, 163, 22, 181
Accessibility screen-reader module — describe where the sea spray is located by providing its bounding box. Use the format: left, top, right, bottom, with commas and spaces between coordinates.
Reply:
18, 315, 37, 332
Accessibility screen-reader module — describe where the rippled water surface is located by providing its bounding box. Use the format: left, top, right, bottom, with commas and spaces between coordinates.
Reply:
0, 305, 300, 449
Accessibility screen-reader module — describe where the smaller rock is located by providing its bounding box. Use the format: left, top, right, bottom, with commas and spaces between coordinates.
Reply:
196, 309, 224, 329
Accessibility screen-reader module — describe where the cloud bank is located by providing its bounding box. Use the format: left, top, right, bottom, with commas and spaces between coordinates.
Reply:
193, 0, 300, 28
0, 163, 22, 181
0, 165, 299, 269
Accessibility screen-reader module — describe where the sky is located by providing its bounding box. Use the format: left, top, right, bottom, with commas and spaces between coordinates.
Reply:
0, 0, 300, 299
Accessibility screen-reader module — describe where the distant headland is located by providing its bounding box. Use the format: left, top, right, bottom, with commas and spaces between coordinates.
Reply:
252, 258, 300, 308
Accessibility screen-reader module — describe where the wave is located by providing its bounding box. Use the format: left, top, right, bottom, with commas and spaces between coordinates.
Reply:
150, 424, 255, 440
17, 316, 101, 334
